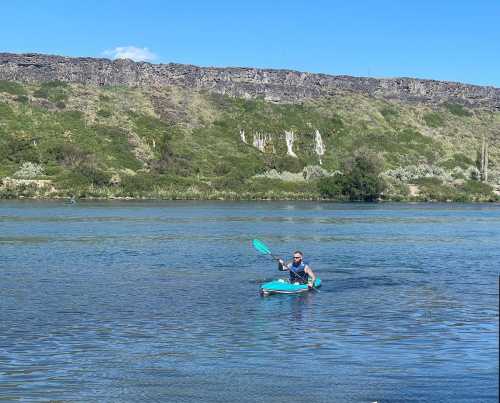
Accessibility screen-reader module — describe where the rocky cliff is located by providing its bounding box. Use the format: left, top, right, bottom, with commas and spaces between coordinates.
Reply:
1, 52, 499, 109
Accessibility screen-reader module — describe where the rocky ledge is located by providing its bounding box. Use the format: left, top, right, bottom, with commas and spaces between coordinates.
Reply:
0, 52, 499, 109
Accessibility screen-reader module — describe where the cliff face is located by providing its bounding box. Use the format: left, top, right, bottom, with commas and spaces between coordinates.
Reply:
1, 52, 499, 109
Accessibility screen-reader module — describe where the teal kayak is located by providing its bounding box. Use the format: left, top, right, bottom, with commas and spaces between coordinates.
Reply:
260, 278, 321, 296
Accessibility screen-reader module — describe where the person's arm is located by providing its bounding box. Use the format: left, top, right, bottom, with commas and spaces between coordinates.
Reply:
305, 265, 316, 288
278, 259, 290, 271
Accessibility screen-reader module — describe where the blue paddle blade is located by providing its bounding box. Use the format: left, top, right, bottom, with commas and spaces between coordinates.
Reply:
252, 239, 271, 255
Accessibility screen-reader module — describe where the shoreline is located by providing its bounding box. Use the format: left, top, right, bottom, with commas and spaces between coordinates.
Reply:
2, 194, 499, 203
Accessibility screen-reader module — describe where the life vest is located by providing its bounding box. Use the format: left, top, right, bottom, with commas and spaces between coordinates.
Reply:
289, 261, 309, 284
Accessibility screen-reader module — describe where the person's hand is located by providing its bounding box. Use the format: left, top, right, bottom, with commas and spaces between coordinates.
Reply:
279, 259, 285, 265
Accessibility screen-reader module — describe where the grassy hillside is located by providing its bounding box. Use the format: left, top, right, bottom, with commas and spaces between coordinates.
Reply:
0, 80, 499, 201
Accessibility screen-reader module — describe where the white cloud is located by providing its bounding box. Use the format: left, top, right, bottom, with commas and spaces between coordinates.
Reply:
103, 46, 157, 62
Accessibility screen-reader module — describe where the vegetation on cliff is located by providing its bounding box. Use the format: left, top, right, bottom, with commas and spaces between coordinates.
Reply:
0, 80, 498, 201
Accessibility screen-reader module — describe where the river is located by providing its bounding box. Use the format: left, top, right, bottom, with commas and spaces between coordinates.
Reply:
0, 201, 498, 402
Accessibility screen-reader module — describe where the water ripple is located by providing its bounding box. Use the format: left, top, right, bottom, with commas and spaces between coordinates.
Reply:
0, 201, 498, 402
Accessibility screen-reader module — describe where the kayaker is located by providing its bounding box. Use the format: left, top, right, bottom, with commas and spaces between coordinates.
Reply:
278, 251, 317, 289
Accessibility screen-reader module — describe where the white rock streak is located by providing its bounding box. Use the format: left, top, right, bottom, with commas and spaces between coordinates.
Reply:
253, 132, 273, 153
284, 130, 297, 158
314, 129, 326, 164
240, 129, 247, 144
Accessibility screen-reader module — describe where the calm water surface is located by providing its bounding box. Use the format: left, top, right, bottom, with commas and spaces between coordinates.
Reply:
0, 201, 498, 402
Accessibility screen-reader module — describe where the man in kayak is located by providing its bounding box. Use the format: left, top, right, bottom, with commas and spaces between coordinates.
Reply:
278, 251, 317, 289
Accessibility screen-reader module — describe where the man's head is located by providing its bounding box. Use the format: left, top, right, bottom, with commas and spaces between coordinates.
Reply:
293, 250, 303, 263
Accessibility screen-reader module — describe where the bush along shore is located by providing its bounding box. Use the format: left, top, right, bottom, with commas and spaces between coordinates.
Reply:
1, 158, 498, 202
0, 80, 499, 202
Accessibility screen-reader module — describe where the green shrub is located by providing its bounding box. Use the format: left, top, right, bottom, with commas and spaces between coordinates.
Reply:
1, 136, 40, 163
461, 180, 494, 196
0, 187, 19, 199
0, 183, 38, 198
466, 166, 481, 180
423, 112, 445, 128
56, 171, 89, 188
380, 106, 399, 120
417, 182, 460, 201
331, 113, 344, 129
246, 178, 314, 195
444, 103, 472, 117
60, 110, 83, 121
153, 156, 195, 177
451, 167, 466, 180
16, 95, 29, 103
33, 81, 70, 103
440, 153, 475, 169
412, 177, 474, 201
318, 149, 386, 201
73, 165, 111, 186
214, 161, 233, 176
46, 143, 91, 167
385, 164, 449, 182
318, 173, 385, 201
0, 102, 14, 118
265, 155, 305, 173
212, 171, 247, 190
358, 127, 439, 166
173, 160, 194, 177
41, 80, 69, 89
33, 88, 48, 99
0, 80, 27, 96
118, 174, 199, 196
90, 125, 143, 170
129, 112, 170, 140
97, 109, 112, 118
99, 94, 111, 102
44, 164, 63, 176
413, 177, 443, 186
13, 162, 45, 179
121, 174, 156, 193
317, 175, 348, 199
383, 178, 410, 201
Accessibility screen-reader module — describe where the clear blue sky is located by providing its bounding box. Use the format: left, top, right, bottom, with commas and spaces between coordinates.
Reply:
2, 0, 499, 87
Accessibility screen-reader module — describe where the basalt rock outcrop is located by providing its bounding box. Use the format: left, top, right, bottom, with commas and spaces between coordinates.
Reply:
1, 52, 499, 109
